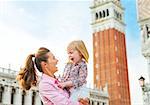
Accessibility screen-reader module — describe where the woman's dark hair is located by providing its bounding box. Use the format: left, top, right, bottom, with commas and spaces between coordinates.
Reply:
16, 47, 50, 90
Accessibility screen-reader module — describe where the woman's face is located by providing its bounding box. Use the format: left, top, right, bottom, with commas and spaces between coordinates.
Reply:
44, 52, 58, 75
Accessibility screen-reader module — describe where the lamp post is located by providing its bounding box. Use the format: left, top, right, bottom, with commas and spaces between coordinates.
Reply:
139, 76, 150, 105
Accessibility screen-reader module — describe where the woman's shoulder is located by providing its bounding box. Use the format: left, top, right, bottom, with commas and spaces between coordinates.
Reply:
39, 74, 55, 85
39, 76, 58, 91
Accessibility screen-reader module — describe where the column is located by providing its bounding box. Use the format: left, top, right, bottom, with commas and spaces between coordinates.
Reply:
143, 90, 150, 105
148, 91, 150, 105
13, 88, 22, 105
94, 101, 97, 105
89, 99, 92, 105
143, 93, 148, 105
147, 57, 150, 82
100, 102, 102, 105
35, 91, 42, 105
24, 90, 32, 105
106, 100, 109, 105
2, 86, 11, 104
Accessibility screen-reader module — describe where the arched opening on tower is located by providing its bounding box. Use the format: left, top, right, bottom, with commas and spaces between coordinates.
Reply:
106, 9, 109, 16
99, 11, 102, 18
103, 10, 105, 18
95, 12, 99, 20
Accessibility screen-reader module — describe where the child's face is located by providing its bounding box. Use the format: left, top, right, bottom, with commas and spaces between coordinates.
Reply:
67, 49, 82, 64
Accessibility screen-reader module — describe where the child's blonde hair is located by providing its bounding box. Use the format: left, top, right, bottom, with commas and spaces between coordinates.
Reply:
67, 40, 89, 63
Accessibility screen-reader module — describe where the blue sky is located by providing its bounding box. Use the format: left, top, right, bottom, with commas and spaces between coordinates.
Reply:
0, 0, 148, 105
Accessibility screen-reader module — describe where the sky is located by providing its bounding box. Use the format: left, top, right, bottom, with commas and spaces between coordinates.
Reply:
0, 0, 148, 105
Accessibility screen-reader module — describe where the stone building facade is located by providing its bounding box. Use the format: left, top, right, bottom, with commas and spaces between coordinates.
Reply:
136, 0, 150, 105
0, 67, 42, 105
89, 86, 109, 105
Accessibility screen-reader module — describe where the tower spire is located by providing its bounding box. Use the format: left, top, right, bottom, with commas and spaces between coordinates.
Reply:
93, 0, 121, 6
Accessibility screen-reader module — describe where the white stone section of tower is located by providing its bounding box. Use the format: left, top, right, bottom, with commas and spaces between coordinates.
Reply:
91, 0, 125, 33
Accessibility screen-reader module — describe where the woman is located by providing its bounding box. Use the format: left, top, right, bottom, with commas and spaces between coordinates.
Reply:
16, 47, 89, 105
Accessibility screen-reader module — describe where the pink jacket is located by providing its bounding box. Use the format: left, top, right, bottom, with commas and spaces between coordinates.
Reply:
39, 74, 81, 105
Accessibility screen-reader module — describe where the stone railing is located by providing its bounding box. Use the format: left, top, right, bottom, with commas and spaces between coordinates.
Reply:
0, 67, 18, 75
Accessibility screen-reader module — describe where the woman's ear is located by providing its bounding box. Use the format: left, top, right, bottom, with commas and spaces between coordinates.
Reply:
41, 61, 52, 76
41, 62, 47, 70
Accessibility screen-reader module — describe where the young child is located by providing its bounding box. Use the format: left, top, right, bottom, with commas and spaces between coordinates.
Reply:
58, 40, 89, 101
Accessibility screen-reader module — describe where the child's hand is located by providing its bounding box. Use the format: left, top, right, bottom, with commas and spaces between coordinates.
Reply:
57, 82, 66, 89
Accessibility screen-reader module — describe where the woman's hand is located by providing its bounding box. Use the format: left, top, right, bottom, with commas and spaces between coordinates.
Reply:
78, 98, 90, 105
57, 81, 73, 89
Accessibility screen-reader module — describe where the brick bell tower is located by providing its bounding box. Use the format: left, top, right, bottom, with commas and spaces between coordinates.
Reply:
90, 0, 131, 105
